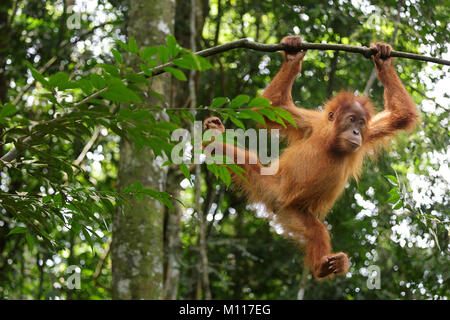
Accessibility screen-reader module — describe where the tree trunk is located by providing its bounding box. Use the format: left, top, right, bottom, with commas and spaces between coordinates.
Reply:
111, 0, 174, 300
190, 0, 212, 300
162, 172, 183, 300
0, 0, 13, 104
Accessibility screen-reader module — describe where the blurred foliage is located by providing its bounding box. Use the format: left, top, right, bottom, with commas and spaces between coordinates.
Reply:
0, 0, 448, 300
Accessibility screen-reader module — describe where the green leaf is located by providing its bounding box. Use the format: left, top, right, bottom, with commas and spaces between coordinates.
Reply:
385, 175, 398, 186
227, 164, 248, 184
126, 128, 145, 151
238, 109, 266, 125
101, 80, 142, 103
140, 188, 162, 198
272, 116, 287, 128
180, 163, 191, 181
54, 193, 63, 208
271, 107, 297, 127
98, 64, 120, 77
124, 73, 148, 84
206, 163, 220, 179
191, 54, 212, 71
210, 97, 229, 109
25, 61, 49, 88
140, 63, 152, 77
388, 187, 399, 196
140, 46, 157, 62
422, 214, 440, 221
172, 54, 212, 71
41, 93, 58, 105
163, 67, 187, 81
218, 166, 232, 187
101, 197, 115, 214
150, 91, 164, 101
161, 160, 172, 168
230, 117, 246, 130
248, 97, 271, 108
138, 188, 174, 211
90, 74, 106, 89
48, 72, 70, 90
388, 193, 401, 204
159, 196, 174, 212
7, 226, 27, 236
0, 103, 18, 121
128, 37, 139, 54
77, 78, 93, 95
393, 201, 403, 210
81, 227, 94, 248
230, 94, 250, 108
157, 45, 169, 64
115, 39, 129, 52
119, 108, 154, 122
257, 108, 277, 121
222, 109, 239, 118
26, 233, 34, 251
111, 48, 123, 64
166, 35, 180, 58
39, 229, 52, 242
181, 109, 195, 122
154, 121, 179, 131
145, 137, 164, 156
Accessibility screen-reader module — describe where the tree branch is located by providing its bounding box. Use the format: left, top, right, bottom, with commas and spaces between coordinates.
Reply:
147, 38, 450, 77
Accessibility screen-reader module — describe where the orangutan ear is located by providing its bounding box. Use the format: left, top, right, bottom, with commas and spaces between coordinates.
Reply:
328, 112, 334, 121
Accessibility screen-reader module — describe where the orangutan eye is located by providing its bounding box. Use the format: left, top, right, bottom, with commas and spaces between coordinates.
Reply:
359, 119, 365, 126
349, 116, 355, 122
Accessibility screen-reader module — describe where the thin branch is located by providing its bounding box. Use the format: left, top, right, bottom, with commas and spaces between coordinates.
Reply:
66, 21, 114, 47
12, 56, 58, 105
147, 38, 450, 78
72, 127, 101, 167
362, 63, 378, 97
363, 7, 402, 96
408, 85, 450, 112
73, 86, 109, 108
93, 237, 112, 292
6, 0, 19, 29
62, 126, 103, 186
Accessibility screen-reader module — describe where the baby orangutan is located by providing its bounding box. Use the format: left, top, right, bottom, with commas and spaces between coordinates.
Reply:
203, 35, 418, 279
